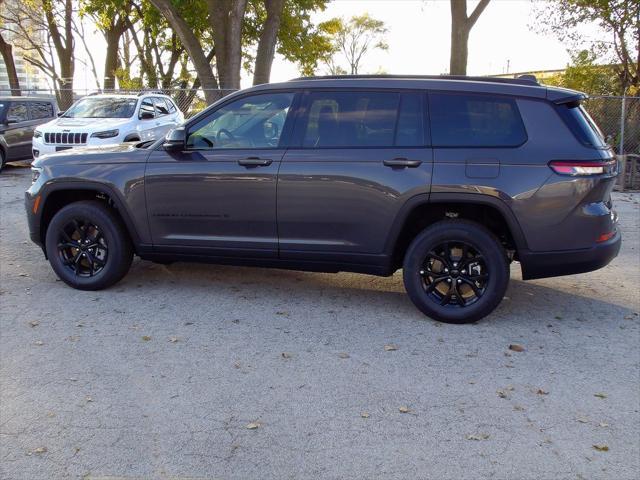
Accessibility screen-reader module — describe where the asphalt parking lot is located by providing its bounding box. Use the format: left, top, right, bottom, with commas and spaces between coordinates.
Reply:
1, 163, 639, 480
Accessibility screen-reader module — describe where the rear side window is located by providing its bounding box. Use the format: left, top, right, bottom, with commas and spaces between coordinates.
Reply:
429, 93, 527, 147
558, 104, 607, 149
302, 91, 401, 148
165, 98, 177, 113
29, 101, 54, 119
7, 102, 28, 122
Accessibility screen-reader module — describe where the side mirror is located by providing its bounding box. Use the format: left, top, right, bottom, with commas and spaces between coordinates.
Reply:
57, 111, 65, 117
163, 127, 185, 151
140, 110, 154, 120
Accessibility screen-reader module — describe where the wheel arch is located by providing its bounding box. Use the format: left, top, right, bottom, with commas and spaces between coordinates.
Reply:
385, 193, 528, 270
38, 182, 141, 254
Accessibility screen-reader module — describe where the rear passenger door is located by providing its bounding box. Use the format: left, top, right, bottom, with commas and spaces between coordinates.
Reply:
152, 97, 175, 138
4, 101, 31, 160
278, 89, 432, 264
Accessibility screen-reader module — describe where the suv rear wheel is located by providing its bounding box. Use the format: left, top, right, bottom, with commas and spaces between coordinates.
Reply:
403, 220, 509, 324
45, 201, 133, 290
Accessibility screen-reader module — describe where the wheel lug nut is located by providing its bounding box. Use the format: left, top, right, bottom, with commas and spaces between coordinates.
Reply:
444, 268, 448, 272
419, 270, 425, 275
447, 278, 451, 283
453, 262, 458, 267
457, 279, 462, 283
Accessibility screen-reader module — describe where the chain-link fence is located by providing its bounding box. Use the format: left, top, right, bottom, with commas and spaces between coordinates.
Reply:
584, 96, 640, 190
0, 88, 237, 118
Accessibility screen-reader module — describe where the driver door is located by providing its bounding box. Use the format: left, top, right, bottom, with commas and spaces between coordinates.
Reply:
145, 91, 297, 258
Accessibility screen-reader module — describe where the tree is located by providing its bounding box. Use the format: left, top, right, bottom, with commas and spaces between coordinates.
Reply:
449, 0, 491, 75
0, 32, 20, 95
322, 14, 387, 75
534, 0, 639, 94
81, 0, 131, 90
1, 0, 76, 108
544, 50, 619, 95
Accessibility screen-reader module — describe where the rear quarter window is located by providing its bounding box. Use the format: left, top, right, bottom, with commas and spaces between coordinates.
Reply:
557, 104, 607, 149
429, 93, 527, 147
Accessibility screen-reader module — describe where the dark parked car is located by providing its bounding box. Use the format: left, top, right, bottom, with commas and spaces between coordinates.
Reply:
25, 76, 621, 323
0, 96, 57, 171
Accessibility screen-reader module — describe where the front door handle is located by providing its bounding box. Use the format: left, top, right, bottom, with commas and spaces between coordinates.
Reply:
238, 157, 273, 167
383, 158, 422, 168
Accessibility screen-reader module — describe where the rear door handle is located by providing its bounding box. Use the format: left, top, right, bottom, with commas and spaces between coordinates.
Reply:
383, 158, 422, 168
238, 157, 273, 167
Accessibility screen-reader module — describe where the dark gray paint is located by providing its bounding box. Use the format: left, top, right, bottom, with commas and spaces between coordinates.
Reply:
26, 77, 620, 280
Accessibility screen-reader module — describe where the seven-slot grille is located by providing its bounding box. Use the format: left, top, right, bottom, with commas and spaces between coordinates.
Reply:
44, 132, 88, 145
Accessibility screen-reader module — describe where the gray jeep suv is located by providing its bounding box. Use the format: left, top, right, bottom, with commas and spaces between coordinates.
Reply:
25, 75, 621, 323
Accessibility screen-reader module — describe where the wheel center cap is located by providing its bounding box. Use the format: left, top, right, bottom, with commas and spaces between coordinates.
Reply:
451, 269, 459, 277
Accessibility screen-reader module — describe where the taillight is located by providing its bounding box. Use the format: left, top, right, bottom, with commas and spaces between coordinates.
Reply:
549, 160, 616, 176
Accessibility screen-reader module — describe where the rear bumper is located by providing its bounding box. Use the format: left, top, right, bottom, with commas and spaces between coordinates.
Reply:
519, 231, 621, 280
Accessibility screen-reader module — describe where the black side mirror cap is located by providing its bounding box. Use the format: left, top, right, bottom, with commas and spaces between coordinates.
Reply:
163, 127, 185, 151
57, 111, 65, 117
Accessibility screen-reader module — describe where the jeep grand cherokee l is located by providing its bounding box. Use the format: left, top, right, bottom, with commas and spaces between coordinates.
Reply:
25, 75, 621, 323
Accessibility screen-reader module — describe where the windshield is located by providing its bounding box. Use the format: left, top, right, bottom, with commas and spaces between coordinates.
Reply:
63, 97, 137, 118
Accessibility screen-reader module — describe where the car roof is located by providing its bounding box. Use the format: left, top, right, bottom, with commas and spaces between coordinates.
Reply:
0, 96, 55, 102
244, 75, 582, 103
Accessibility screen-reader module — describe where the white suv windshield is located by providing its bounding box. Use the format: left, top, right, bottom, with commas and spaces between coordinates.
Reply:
63, 97, 137, 118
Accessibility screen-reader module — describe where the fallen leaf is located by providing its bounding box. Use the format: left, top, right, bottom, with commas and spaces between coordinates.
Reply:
142, 336, 152, 341
497, 389, 508, 399
281, 352, 292, 359
598, 422, 609, 428
233, 362, 241, 369
361, 412, 370, 418
85, 396, 93, 402
46, 412, 56, 418
514, 405, 525, 411
467, 433, 490, 441
594, 393, 607, 399
33, 447, 47, 454
576, 417, 590, 424
168, 336, 179, 343
536, 389, 549, 395
508, 344, 525, 352
246, 421, 261, 429
593, 444, 609, 452
398, 406, 410, 413
34, 340, 44, 346
18, 273, 29, 277
338, 352, 350, 359
28, 320, 40, 328
384, 344, 398, 351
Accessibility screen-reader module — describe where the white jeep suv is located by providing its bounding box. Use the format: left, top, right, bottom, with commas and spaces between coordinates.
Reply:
32, 93, 184, 157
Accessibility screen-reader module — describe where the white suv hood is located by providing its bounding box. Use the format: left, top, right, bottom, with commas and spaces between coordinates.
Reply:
41, 117, 132, 131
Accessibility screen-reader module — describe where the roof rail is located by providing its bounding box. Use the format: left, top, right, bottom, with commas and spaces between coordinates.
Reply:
289, 74, 540, 86
137, 90, 164, 96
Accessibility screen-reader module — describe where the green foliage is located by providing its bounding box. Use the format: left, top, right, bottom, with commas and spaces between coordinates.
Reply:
534, 0, 639, 93
544, 50, 621, 95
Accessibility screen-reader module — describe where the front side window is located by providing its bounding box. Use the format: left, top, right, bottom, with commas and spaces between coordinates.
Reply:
139, 98, 155, 119
429, 93, 527, 147
187, 92, 294, 149
7, 102, 28, 122
63, 97, 137, 119
153, 97, 170, 116
302, 91, 400, 148
29, 102, 54, 119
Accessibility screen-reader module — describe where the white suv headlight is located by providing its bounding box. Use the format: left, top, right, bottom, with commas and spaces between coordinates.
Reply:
33, 129, 42, 138
90, 129, 119, 139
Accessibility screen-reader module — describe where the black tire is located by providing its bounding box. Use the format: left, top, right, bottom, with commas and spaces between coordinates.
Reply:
403, 220, 509, 324
45, 201, 133, 290
0, 149, 5, 172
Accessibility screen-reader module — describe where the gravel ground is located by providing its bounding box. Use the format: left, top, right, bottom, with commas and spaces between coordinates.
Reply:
1, 164, 639, 480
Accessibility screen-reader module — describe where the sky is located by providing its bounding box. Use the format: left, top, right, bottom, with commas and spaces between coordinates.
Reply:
73, 0, 578, 90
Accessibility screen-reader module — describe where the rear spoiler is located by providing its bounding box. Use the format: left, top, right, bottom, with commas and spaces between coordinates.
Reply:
546, 87, 587, 106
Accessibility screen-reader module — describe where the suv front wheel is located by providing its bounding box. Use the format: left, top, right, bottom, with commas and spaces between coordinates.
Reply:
403, 220, 509, 324
45, 201, 133, 290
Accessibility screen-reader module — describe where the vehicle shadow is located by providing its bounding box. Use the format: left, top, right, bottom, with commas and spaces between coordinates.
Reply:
124, 259, 637, 328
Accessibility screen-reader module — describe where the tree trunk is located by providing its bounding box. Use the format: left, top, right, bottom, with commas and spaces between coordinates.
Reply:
103, 27, 121, 90
449, 0, 490, 76
149, 0, 220, 103
0, 33, 21, 95
252, 0, 285, 85
209, 0, 247, 89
